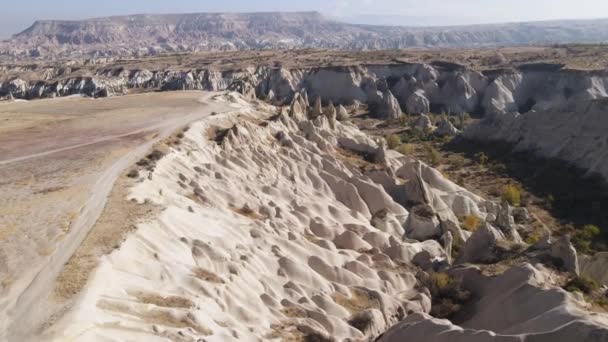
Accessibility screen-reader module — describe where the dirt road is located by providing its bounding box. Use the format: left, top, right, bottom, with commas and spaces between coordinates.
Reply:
0, 91, 231, 341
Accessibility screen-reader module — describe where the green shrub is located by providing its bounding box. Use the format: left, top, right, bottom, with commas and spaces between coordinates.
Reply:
386, 134, 401, 149
572, 224, 601, 254
581, 224, 601, 239
501, 185, 521, 206
564, 276, 599, 294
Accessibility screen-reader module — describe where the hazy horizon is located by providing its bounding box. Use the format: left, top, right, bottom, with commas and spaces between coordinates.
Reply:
2, 0, 608, 38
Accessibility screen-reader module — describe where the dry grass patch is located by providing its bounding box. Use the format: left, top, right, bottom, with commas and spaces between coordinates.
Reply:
335, 147, 375, 168
333, 288, 380, 315
54, 175, 159, 300
266, 323, 305, 342
232, 204, 264, 220
192, 267, 225, 284
33, 186, 67, 195
97, 299, 212, 335
131, 291, 194, 309
281, 306, 309, 318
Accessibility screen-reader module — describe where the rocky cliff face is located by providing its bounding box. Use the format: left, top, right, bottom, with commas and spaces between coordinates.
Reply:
3, 62, 608, 115
2, 12, 608, 58
2, 61, 608, 182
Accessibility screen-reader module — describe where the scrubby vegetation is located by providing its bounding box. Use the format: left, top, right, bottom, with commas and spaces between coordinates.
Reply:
572, 224, 601, 254
501, 185, 521, 207
524, 230, 542, 245
396, 143, 415, 156
424, 144, 441, 167
564, 275, 599, 294
386, 134, 401, 149
426, 272, 471, 319
443, 138, 608, 251
461, 215, 480, 231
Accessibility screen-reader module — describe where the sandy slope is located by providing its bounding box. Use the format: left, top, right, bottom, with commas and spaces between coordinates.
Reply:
0, 91, 232, 341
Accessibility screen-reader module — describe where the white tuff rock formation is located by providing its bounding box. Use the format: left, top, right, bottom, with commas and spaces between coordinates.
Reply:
434, 117, 460, 136
40, 93, 608, 342
337, 104, 350, 121
413, 114, 434, 131
405, 90, 430, 115
379, 264, 608, 342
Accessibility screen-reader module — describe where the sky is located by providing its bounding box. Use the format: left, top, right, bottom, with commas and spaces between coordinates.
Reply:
2, 0, 608, 38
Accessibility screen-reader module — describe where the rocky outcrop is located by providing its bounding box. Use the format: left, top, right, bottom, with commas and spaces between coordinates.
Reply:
457, 222, 505, 264
311, 95, 323, 118
413, 114, 433, 131
405, 90, 430, 115
374, 90, 402, 120
434, 117, 460, 136
549, 235, 580, 275
379, 264, 608, 342
580, 252, 608, 285
337, 104, 350, 121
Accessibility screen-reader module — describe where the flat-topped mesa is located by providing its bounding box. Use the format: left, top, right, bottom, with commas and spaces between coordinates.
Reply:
4, 14, 608, 57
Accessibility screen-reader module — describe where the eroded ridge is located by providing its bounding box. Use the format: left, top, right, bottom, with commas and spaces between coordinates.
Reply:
43, 93, 608, 341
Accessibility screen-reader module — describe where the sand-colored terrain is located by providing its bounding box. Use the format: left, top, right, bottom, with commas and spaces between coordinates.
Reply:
0, 91, 232, 341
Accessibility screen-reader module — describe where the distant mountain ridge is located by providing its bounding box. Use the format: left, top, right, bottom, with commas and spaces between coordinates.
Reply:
3, 11, 608, 58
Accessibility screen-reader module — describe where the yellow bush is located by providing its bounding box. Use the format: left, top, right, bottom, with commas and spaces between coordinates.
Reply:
462, 215, 480, 231
424, 144, 441, 166
432, 272, 453, 290
501, 185, 521, 206
386, 134, 401, 149
524, 231, 542, 245
396, 143, 415, 155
